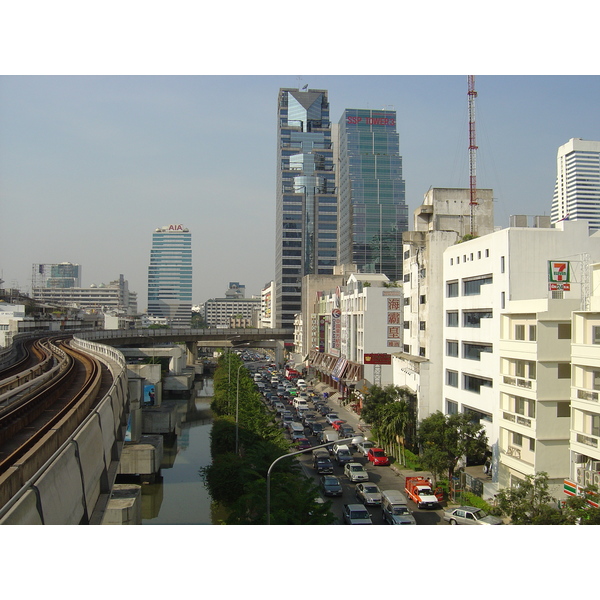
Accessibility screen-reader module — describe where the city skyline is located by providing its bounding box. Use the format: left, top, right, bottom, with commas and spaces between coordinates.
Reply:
2, 75, 600, 311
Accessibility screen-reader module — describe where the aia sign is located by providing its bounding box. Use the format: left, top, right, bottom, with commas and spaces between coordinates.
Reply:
168, 224, 184, 231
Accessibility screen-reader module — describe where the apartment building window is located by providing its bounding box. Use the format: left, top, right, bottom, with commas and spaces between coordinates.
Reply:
557, 402, 570, 418
404, 250, 410, 259
403, 344, 410, 353
512, 432, 523, 446
515, 360, 536, 379
464, 374, 493, 394
558, 323, 572, 339
593, 370, 600, 391
501, 292, 505, 309
463, 275, 493, 296
447, 311, 459, 327
419, 321, 426, 331
529, 438, 535, 452
447, 340, 458, 357
500, 256, 505, 273
403, 321, 410, 329
404, 297, 410, 306
463, 342, 493, 361
463, 310, 492, 327
447, 281, 458, 297
515, 324, 525, 340
592, 414, 600, 437
419, 347, 426, 357
557, 363, 571, 379
447, 370, 458, 387
420, 295, 426, 304
515, 396, 535, 418
446, 400, 458, 415
529, 325, 537, 341
593, 326, 600, 344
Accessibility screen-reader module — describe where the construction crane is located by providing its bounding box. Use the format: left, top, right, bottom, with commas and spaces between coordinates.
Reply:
468, 75, 478, 236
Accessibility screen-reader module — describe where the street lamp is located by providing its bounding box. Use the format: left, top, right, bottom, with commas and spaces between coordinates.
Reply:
235, 363, 245, 455
266, 435, 364, 525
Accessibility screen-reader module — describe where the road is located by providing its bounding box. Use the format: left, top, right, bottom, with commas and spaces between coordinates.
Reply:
255, 362, 447, 525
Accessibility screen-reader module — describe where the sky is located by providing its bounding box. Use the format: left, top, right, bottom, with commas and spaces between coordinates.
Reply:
1, 5, 599, 316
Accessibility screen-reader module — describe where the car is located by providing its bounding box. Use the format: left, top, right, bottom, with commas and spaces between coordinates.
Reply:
309, 422, 324, 437
367, 448, 390, 466
326, 413, 340, 425
313, 456, 334, 474
332, 419, 347, 431
355, 483, 382, 505
320, 475, 343, 497
444, 507, 504, 525
344, 462, 369, 482
338, 425, 356, 439
356, 440, 376, 456
295, 437, 311, 450
342, 503, 373, 525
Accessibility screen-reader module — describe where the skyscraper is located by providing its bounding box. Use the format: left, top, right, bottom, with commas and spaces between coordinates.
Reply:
147, 224, 192, 327
551, 138, 600, 232
337, 109, 408, 281
275, 88, 337, 330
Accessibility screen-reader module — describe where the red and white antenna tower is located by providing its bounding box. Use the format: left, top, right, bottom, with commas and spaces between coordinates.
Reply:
468, 75, 478, 236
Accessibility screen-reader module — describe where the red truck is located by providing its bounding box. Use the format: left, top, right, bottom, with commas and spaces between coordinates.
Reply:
404, 476, 441, 509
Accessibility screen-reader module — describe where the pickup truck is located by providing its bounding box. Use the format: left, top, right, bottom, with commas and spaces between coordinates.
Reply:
404, 476, 440, 509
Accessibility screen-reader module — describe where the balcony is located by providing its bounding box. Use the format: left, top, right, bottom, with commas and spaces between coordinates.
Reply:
502, 411, 532, 428
576, 388, 599, 403
576, 433, 599, 448
502, 375, 533, 390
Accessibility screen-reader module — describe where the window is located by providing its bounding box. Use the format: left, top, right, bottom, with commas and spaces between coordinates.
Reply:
403, 344, 410, 353
447, 311, 459, 327
419, 321, 426, 331
463, 311, 492, 327
501, 292, 505, 309
463, 342, 493, 361
447, 370, 458, 387
500, 256, 505, 273
419, 347, 426, 357
529, 438, 535, 452
464, 374, 493, 394
529, 325, 537, 341
557, 402, 570, 418
512, 432, 523, 446
557, 363, 571, 379
447, 340, 459, 357
447, 281, 458, 297
592, 414, 600, 437
463, 275, 493, 296
593, 326, 600, 344
515, 324, 525, 340
558, 323, 572, 339
446, 400, 458, 415
420, 295, 426, 304
404, 297, 410, 306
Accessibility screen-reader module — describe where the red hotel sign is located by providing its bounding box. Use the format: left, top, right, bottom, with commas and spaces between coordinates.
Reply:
364, 353, 392, 365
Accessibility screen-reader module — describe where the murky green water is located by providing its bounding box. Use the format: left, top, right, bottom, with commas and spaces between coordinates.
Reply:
141, 378, 215, 525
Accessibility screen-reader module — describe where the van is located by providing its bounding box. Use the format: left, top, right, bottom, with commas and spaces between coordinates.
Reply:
297, 379, 307, 389
381, 489, 417, 525
319, 431, 339, 449
334, 444, 353, 466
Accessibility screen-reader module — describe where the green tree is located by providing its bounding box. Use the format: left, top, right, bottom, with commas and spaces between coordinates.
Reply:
418, 411, 488, 482
496, 472, 571, 524
563, 484, 600, 524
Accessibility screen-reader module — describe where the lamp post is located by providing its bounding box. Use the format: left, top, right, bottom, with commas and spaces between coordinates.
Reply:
266, 435, 364, 525
235, 363, 244, 455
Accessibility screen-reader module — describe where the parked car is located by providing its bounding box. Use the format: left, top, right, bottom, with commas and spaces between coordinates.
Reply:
344, 462, 369, 482
334, 444, 354, 466
356, 440, 376, 456
313, 456, 334, 474
443, 506, 503, 525
332, 420, 347, 431
338, 425, 356, 439
342, 503, 373, 525
320, 475, 343, 497
309, 422, 324, 437
326, 413, 340, 425
355, 483, 382, 505
367, 448, 390, 466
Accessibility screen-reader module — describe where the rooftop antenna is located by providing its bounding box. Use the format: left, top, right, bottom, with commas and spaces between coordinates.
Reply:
468, 75, 478, 236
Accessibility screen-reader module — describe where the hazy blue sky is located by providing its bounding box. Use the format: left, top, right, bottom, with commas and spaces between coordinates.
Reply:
1, 74, 599, 309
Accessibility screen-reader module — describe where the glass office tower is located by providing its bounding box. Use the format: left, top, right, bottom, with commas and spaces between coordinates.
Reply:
338, 109, 408, 281
276, 88, 337, 330
147, 224, 192, 327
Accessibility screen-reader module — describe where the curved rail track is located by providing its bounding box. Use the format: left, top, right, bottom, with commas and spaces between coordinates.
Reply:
0, 336, 108, 478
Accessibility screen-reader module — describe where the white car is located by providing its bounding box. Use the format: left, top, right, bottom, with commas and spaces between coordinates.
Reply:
356, 440, 375, 456
355, 483, 382, 505
344, 462, 369, 482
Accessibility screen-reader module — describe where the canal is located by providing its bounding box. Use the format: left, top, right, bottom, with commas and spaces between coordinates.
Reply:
141, 377, 216, 525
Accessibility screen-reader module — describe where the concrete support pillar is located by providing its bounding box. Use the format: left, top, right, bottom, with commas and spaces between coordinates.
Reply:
274, 339, 285, 368
186, 341, 198, 366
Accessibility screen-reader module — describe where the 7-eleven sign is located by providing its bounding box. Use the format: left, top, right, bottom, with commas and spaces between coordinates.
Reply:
549, 261, 570, 283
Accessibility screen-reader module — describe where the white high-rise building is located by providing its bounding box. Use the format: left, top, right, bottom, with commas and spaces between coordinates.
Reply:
551, 138, 600, 232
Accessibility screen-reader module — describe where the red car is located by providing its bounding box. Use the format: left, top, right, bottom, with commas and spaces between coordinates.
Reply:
332, 420, 347, 431
367, 448, 389, 466
295, 437, 311, 450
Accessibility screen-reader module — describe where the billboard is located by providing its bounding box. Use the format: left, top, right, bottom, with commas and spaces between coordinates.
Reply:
364, 353, 392, 365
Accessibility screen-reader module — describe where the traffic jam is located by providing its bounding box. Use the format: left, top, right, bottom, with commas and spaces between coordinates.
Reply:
250, 361, 456, 525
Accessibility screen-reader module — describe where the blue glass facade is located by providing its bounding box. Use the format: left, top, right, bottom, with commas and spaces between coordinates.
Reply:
276, 88, 337, 330
147, 224, 192, 327
338, 109, 408, 281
